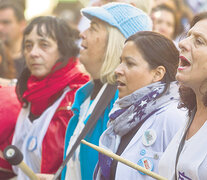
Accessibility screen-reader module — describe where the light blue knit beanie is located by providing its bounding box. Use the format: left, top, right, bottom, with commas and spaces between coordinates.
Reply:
81, 2, 152, 39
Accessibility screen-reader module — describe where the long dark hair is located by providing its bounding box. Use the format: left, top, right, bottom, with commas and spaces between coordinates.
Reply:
178, 11, 207, 114
126, 31, 179, 98
16, 16, 79, 105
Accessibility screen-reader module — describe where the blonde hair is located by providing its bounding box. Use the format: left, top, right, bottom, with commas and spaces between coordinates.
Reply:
100, 24, 125, 84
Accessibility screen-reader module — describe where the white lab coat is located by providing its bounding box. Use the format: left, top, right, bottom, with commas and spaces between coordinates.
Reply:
159, 119, 207, 180
113, 101, 187, 180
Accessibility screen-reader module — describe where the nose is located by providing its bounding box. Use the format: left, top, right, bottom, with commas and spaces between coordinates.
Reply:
0, 23, 4, 32
115, 63, 124, 77
29, 45, 39, 57
79, 29, 87, 40
178, 37, 191, 53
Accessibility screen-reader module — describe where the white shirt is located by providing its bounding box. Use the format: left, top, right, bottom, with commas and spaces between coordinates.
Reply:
113, 101, 187, 180
65, 84, 107, 180
159, 120, 207, 180
12, 88, 69, 180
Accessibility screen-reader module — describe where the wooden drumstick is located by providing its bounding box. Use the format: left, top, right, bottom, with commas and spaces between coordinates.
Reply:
3, 145, 40, 180
81, 140, 167, 180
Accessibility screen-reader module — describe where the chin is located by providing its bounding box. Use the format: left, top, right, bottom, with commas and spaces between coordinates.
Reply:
119, 92, 129, 99
79, 57, 86, 66
176, 73, 184, 82
176, 78, 191, 89
118, 93, 124, 99
32, 72, 46, 79
35, 76, 45, 80
176, 76, 185, 85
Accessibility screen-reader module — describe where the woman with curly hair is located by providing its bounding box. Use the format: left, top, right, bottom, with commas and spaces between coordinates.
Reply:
159, 12, 207, 180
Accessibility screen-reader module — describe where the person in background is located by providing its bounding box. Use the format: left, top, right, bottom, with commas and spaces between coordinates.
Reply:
0, 9, 23, 177
10, 16, 88, 180
94, 31, 187, 180
118, 0, 154, 14
152, 0, 193, 40
0, 41, 16, 86
52, 1, 83, 38
92, 0, 153, 14
0, 0, 26, 78
151, 3, 179, 41
0, 50, 21, 179
159, 11, 207, 180
61, 3, 152, 180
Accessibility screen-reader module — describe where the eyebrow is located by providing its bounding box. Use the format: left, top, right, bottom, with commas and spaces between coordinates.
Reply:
188, 29, 207, 41
24, 36, 49, 42
121, 56, 137, 62
0, 19, 11, 24
24, 39, 32, 44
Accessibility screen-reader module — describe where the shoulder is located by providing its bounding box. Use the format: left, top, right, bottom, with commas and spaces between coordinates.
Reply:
0, 86, 21, 135
72, 81, 94, 110
67, 59, 89, 88
0, 86, 21, 152
156, 100, 187, 119
152, 100, 188, 129
76, 81, 94, 95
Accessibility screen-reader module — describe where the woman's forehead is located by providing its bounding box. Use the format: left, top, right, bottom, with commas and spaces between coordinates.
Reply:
191, 19, 207, 34
26, 24, 56, 41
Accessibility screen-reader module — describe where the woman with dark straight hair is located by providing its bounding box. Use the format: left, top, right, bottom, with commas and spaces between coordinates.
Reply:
10, 16, 89, 180
94, 31, 187, 180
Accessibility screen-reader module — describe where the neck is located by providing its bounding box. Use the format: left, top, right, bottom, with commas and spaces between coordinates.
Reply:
186, 100, 207, 139
185, 94, 207, 140
91, 73, 100, 80
188, 94, 207, 133
91, 79, 103, 100
89, 66, 101, 80
195, 96, 207, 121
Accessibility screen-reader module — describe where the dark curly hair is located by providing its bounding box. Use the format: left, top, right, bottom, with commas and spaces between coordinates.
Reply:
178, 12, 207, 114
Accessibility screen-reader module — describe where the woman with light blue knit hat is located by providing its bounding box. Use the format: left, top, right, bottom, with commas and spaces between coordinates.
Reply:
60, 2, 152, 180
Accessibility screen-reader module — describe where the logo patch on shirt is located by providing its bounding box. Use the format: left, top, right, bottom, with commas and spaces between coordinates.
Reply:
137, 157, 154, 175
142, 129, 157, 146
27, 136, 37, 152
178, 171, 192, 180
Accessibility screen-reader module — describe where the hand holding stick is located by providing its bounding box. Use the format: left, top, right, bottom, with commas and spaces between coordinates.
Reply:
3, 145, 40, 180
81, 140, 167, 180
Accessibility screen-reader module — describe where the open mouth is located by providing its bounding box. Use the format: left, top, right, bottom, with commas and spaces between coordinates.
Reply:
81, 44, 87, 50
117, 80, 126, 87
178, 56, 191, 70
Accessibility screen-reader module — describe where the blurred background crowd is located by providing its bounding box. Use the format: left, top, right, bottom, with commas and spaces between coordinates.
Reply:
0, 0, 207, 82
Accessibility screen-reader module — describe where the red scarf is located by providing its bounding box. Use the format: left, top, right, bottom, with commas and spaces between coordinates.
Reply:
23, 58, 87, 116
